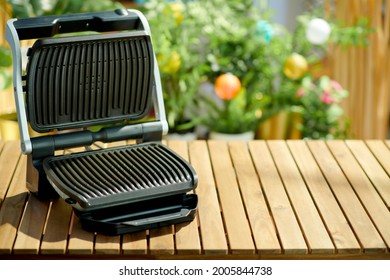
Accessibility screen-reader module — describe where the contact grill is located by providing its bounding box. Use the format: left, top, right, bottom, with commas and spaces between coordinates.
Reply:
6, 9, 198, 235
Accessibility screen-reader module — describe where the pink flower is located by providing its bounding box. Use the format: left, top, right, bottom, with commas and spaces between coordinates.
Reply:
320, 90, 334, 104
330, 80, 343, 91
296, 88, 305, 97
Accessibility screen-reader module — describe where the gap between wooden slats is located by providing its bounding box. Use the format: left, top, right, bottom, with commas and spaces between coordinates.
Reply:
13, 193, 49, 254
208, 140, 255, 255
189, 141, 228, 255
248, 141, 307, 255
67, 211, 94, 255
345, 140, 390, 209
308, 141, 387, 254
168, 140, 201, 255
284, 141, 360, 254
327, 140, 390, 251
40, 199, 72, 254
271, 140, 334, 254
365, 140, 390, 177
229, 141, 281, 255
0, 153, 27, 254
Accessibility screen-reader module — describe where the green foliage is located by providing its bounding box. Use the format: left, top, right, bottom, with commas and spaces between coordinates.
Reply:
0, 47, 13, 92
200, 88, 268, 134
331, 17, 374, 48
144, 0, 210, 132
0, 47, 12, 68
7, 0, 123, 18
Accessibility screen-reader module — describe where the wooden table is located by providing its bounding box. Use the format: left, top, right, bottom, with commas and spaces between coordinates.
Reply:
0, 139, 389, 259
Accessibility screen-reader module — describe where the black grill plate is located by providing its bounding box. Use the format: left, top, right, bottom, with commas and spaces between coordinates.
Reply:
26, 32, 154, 132
43, 143, 198, 211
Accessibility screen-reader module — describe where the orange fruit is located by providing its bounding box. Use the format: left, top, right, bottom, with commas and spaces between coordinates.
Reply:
214, 73, 241, 100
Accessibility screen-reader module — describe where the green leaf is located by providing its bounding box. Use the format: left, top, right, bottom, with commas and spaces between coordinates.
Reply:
0, 47, 12, 67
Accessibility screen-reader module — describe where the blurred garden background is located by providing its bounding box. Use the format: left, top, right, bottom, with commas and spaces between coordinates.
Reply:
0, 0, 389, 140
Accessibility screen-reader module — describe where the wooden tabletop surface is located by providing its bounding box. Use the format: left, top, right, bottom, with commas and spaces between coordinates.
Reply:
0, 139, 389, 259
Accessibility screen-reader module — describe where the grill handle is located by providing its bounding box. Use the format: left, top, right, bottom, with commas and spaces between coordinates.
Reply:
12, 9, 141, 40
121, 209, 192, 227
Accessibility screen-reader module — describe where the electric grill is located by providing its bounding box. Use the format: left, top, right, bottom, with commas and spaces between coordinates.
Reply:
6, 9, 198, 235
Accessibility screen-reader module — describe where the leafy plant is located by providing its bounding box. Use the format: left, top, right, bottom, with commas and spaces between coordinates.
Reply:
143, 0, 208, 133
7, 0, 123, 18
295, 76, 349, 139
0, 46, 12, 92
201, 83, 266, 134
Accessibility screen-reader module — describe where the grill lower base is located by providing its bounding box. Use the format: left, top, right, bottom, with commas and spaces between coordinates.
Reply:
43, 142, 198, 235
43, 143, 198, 211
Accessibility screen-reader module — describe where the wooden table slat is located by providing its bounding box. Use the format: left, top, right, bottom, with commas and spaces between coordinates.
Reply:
168, 140, 201, 255
248, 141, 308, 254
149, 226, 175, 255
271, 140, 334, 254
365, 140, 390, 177
0, 141, 22, 204
327, 141, 390, 250
188, 141, 228, 255
309, 141, 387, 253
13, 194, 49, 254
288, 140, 360, 254
94, 234, 121, 255
122, 231, 148, 255
229, 141, 281, 254
366, 140, 390, 175
346, 140, 390, 208
208, 141, 255, 254
40, 199, 72, 254
0, 155, 28, 254
67, 212, 95, 255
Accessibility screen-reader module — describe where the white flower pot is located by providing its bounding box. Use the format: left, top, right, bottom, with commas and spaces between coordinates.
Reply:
165, 132, 197, 141
208, 131, 255, 141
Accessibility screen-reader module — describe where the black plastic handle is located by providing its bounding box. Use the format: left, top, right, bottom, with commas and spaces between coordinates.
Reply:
13, 9, 141, 40
121, 208, 192, 226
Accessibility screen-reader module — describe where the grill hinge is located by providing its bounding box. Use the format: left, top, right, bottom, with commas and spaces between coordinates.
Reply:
31, 121, 163, 160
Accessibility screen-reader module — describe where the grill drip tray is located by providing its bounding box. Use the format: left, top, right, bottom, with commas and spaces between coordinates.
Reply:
76, 194, 197, 235
43, 142, 198, 234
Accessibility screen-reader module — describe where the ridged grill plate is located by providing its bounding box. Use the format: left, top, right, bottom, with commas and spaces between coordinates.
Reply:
43, 143, 197, 210
26, 31, 154, 132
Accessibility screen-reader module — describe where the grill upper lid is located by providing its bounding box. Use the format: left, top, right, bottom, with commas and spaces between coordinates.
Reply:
26, 31, 154, 132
